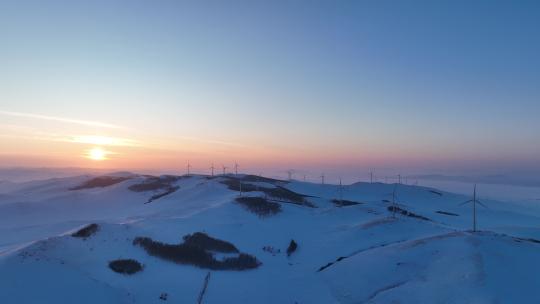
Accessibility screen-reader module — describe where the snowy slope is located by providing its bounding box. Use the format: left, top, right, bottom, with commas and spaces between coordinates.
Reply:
322, 231, 540, 303
1, 173, 540, 303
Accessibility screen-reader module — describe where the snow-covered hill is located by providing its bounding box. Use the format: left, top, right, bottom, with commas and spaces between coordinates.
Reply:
1, 173, 539, 303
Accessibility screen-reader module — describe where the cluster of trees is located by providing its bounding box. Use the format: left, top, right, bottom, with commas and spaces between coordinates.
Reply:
133, 233, 260, 270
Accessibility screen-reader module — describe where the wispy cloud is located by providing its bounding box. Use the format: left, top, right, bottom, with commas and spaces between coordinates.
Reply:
0, 124, 141, 148
0, 111, 248, 153
0, 110, 123, 129
70, 135, 141, 147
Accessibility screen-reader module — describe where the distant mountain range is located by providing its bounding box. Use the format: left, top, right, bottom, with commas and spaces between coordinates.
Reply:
411, 174, 540, 188
0, 167, 110, 183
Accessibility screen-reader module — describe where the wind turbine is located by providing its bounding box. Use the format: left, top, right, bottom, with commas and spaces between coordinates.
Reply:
222, 165, 228, 175
370, 171, 373, 183
320, 173, 325, 185
234, 162, 239, 175
187, 161, 191, 176
210, 163, 215, 177
459, 184, 487, 232
287, 169, 294, 181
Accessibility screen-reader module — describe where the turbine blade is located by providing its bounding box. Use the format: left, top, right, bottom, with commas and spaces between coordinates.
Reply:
459, 200, 473, 206
477, 200, 488, 208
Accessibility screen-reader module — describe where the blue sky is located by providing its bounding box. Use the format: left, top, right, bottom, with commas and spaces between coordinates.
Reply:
1, 0, 539, 181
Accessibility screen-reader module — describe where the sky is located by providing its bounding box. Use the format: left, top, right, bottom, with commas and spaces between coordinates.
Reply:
1, 0, 539, 183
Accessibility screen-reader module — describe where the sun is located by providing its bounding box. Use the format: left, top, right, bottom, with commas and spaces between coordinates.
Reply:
87, 147, 107, 161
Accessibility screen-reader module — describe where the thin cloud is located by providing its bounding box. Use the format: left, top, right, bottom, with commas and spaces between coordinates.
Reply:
0, 110, 123, 129
0, 122, 140, 147
70, 135, 141, 147
0, 110, 246, 150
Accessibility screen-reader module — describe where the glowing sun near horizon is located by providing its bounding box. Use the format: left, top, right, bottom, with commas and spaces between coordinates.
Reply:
86, 147, 107, 161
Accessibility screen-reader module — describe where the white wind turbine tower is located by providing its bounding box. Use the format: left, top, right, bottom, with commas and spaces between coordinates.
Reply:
222, 165, 228, 175
459, 184, 487, 232
187, 161, 191, 176
237, 177, 243, 197
391, 184, 398, 218
320, 173, 325, 185
210, 163, 215, 177
339, 178, 343, 204
385, 184, 403, 219
370, 171, 373, 183
234, 162, 241, 196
